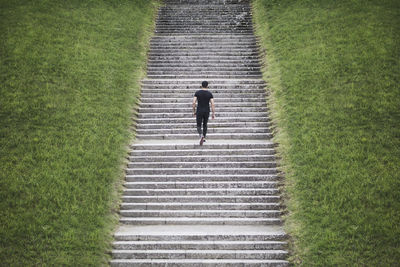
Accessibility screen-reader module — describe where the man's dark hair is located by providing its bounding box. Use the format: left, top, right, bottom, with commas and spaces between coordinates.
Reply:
201, 81, 208, 88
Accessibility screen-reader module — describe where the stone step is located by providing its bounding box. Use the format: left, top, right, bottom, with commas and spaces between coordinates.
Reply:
149, 44, 258, 50
156, 21, 253, 25
138, 111, 269, 120
129, 154, 275, 162
145, 89, 264, 95
147, 64, 262, 69
134, 120, 272, 126
120, 202, 280, 210
129, 148, 275, 156
147, 56, 261, 61
146, 71, 262, 76
149, 44, 259, 49
156, 18, 252, 21
156, 20, 252, 24
140, 86, 266, 90
137, 106, 268, 112
147, 59, 261, 65
158, 11, 251, 15
155, 30, 254, 34
114, 226, 286, 241
157, 13, 251, 17
121, 195, 281, 203
150, 42, 258, 47
149, 46, 258, 51
158, 10, 251, 14
125, 174, 278, 182
147, 64, 260, 68
154, 26, 253, 30
123, 181, 278, 189
155, 24, 253, 28
148, 64, 259, 69
150, 38, 258, 43
157, 15, 251, 18
137, 114, 267, 120
128, 161, 276, 169
147, 67, 261, 72
141, 93, 267, 99
146, 60, 261, 65
119, 217, 282, 225
158, 8, 251, 12
147, 74, 262, 79
135, 125, 270, 132
122, 188, 279, 196
146, 74, 263, 79
155, 29, 253, 34
150, 35, 256, 40
140, 90, 265, 94
160, 2, 251, 6
110, 259, 289, 267
126, 167, 276, 175
139, 107, 267, 113
140, 79, 266, 84
146, 68, 261, 72
155, 27, 253, 31
112, 249, 288, 260
136, 118, 270, 125
136, 122, 270, 129
140, 82, 266, 87
140, 94, 262, 99
159, 6, 251, 10
113, 240, 286, 250
157, 14, 251, 17
139, 96, 265, 102
153, 32, 256, 36
149, 51, 259, 56
130, 142, 274, 150
146, 70, 262, 74
136, 128, 270, 135
139, 103, 266, 108
150, 35, 258, 40
135, 133, 272, 140
119, 210, 281, 218
154, 23, 252, 26
138, 112, 269, 119
147, 68, 260, 75
163, 0, 251, 4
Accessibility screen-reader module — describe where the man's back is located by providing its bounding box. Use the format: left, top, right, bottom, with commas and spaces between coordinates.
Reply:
195, 90, 213, 113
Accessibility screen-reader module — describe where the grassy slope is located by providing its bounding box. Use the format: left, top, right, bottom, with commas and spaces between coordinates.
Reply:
252, 0, 400, 265
0, 0, 158, 265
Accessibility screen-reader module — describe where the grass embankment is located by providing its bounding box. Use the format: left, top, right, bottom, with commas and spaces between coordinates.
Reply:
252, 0, 400, 265
0, 0, 159, 265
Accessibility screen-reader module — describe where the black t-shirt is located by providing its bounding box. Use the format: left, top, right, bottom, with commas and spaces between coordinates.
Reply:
195, 90, 213, 113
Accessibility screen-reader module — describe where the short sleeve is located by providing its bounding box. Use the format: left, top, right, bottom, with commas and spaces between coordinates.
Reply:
194, 90, 199, 97
210, 92, 214, 99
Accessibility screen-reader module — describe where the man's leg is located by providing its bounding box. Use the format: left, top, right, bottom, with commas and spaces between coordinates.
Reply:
202, 112, 210, 138
196, 112, 203, 137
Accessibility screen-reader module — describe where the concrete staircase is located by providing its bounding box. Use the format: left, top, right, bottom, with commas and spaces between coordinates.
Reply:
111, 0, 288, 266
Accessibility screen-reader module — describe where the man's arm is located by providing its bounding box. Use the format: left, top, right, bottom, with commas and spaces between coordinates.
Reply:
192, 96, 197, 117
210, 98, 215, 119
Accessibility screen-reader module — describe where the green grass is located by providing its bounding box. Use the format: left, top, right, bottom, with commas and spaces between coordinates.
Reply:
252, 0, 400, 265
0, 0, 159, 265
